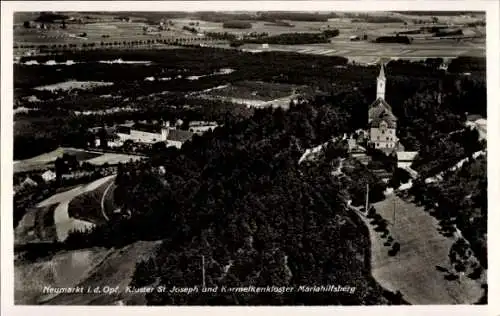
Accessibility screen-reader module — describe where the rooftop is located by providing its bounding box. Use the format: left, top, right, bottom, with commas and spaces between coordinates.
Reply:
368, 98, 395, 123
167, 129, 194, 143
131, 123, 164, 134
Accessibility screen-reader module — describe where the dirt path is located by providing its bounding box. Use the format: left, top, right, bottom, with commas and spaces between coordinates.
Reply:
355, 194, 483, 304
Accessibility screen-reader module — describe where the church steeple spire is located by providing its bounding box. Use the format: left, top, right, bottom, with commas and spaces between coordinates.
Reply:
376, 62, 386, 100
378, 63, 385, 79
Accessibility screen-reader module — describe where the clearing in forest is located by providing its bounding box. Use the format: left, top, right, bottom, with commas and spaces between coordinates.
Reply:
359, 194, 484, 304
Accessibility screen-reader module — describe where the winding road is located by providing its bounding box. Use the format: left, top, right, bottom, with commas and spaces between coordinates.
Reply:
100, 175, 117, 221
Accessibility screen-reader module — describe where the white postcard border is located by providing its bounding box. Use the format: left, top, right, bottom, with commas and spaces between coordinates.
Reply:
1, 1, 498, 315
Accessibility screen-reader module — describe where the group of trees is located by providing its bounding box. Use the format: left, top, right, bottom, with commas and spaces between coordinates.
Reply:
393, 75, 485, 177
433, 29, 464, 37
231, 29, 340, 46
182, 25, 199, 34
374, 36, 412, 44
222, 21, 253, 29
205, 31, 238, 41
15, 37, 221, 53
347, 14, 405, 24
265, 20, 295, 27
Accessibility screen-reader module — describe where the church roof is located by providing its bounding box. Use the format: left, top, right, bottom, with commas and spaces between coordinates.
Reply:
369, 97, 392, 112
369, 102, 397, 128
370, 117, 397, 128
368, 97, 396, 126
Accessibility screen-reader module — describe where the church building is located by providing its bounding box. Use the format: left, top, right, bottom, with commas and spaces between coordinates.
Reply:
368, 63, 399, 153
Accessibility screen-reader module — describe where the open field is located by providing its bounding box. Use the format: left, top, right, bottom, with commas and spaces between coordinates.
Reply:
171, 13, 484, 37
193, 81, 303, 109
83, 152, 145, 165
13, 147, 102, 173
237, 39, 485, 64
15, 240, 161, 305
200, 81, 303, 101
14, 12, 485, 64
15, 175, 116, 244
171, 18, 336, 35
357, 194, 484, 304
34, 80, 113, 91
14, 147, 145, 173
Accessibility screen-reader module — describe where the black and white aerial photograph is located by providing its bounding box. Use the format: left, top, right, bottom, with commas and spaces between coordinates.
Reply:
3, 2, 495, 311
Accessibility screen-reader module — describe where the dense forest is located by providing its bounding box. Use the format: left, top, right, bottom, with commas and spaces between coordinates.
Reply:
14, 49, 486, 163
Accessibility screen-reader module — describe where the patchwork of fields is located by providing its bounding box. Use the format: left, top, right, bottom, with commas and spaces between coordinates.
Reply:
14, 12, 485, 64
239, 39, 485, 64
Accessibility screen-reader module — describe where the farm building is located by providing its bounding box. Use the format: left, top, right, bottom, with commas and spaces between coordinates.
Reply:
41, 170, 57, 182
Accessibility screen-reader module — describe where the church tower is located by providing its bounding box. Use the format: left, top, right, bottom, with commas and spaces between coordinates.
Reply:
376, 63, 386, 100
367, 60, 399, 153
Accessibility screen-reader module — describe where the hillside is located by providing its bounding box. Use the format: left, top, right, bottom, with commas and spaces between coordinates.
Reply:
15, 241, 160, 305
61, 101, 399, 305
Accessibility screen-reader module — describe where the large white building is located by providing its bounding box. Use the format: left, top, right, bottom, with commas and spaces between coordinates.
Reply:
114, 121, 194, 149
116, 121, 170, 144
368, 63, 399, 153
